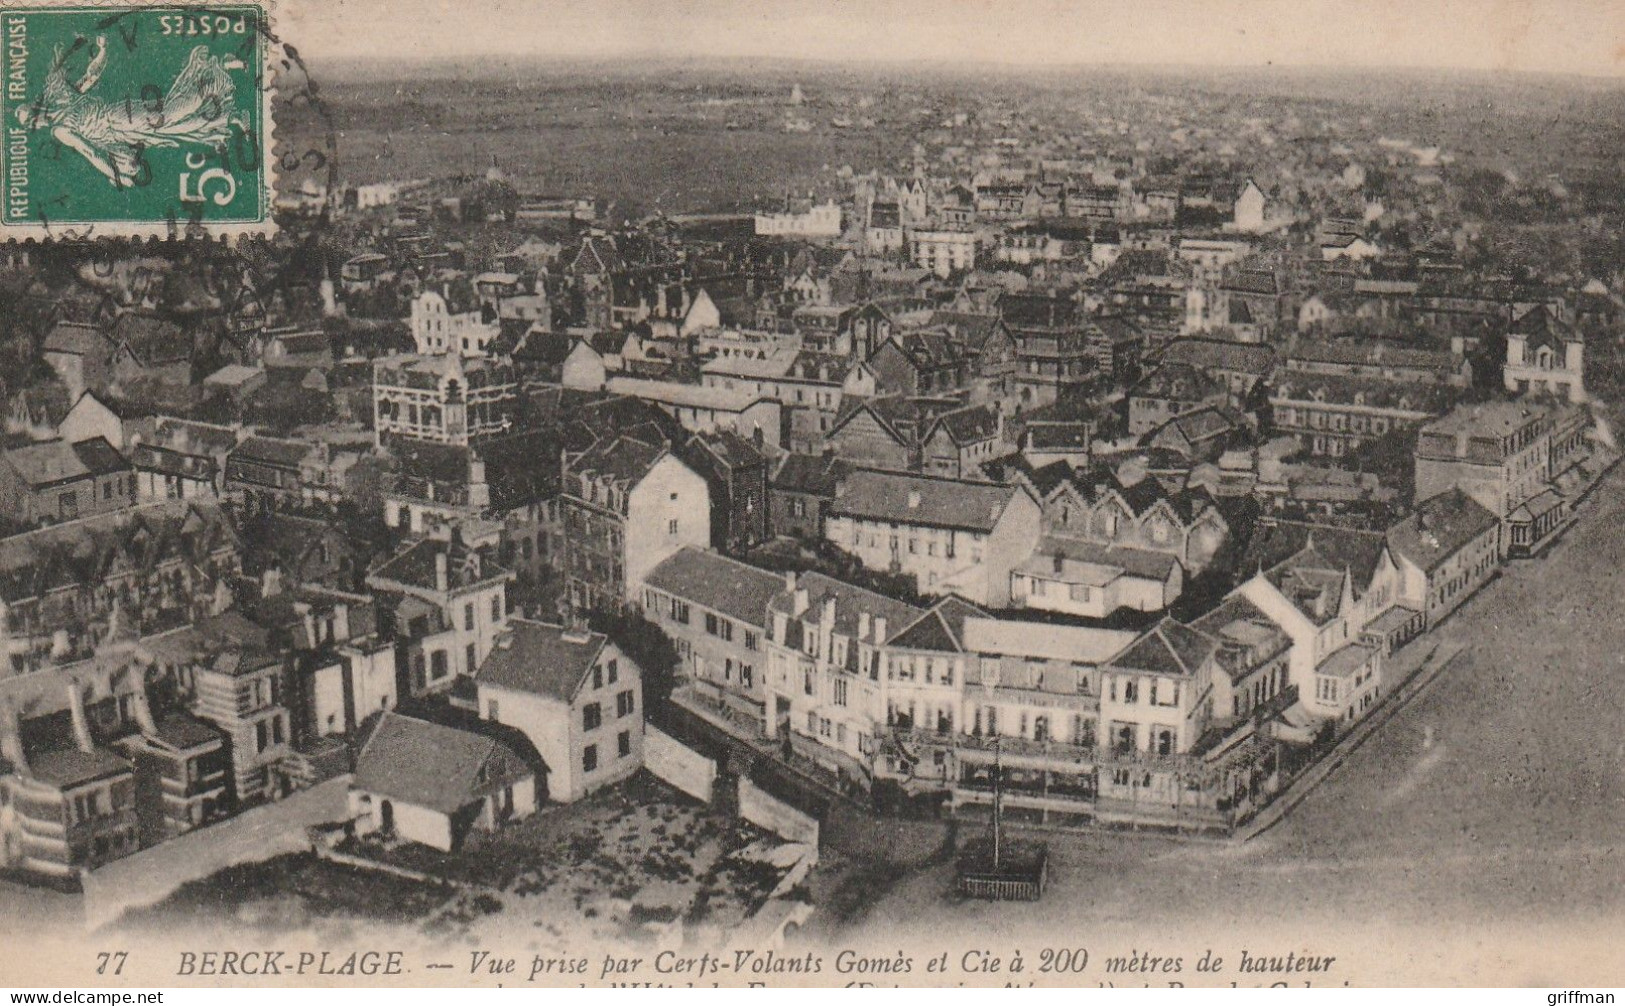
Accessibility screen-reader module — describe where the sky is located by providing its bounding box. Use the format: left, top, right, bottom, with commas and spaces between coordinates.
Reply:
283, 0, 1625, 78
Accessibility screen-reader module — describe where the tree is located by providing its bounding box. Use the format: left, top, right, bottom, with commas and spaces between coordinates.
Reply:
587, 606, 681, 720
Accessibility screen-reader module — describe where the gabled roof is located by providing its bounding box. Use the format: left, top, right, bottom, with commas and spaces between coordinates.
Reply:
927, 405, 999, 446
4, 439, 90, 487
231, 435, 314, 469
566, 434, 668, 488
353, 712, 529, 815
367, 537, 509, 594
69, 437, 129, 476
886, 596, 987, 652
112, 314, 190, 367
768, 571, 921, 639
475, 619, 609, 702
1108, 617, 1216, 679
43, 321, 112, 358
1386, 488, 1500, 574
771, 452, 852, 496
643, 548, 784, 628
1132, 362, 1223, 402
831, 468, 1028, 533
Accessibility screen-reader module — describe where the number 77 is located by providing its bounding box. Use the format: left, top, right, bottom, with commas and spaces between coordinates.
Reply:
95, 951, 128, 975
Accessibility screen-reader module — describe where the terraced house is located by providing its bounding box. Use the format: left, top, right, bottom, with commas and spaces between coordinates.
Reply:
825, 469, 1042, 606
642, 548, 784, 728
0, 503, 241, 679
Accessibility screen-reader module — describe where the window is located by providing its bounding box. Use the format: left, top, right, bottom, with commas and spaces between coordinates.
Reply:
618, 731, 631, 758
466, 643, 476, 675
744, 630, 759, 652
583, 703, 602, 731
487, 699, 499, 721
616, 690, 635, 718
430, 650, 449, 681
741, 664, 754, 688
592, 665, 603, 690
491, 596, 502, 623
1122, 678, 1139, 703
256, 719, 269, 752
668, 518, 680, 535
607, 658, 618, 684
463, 604, 474, 631
834, 678, 849, 707
582, 744, 598, 773
670, 599, 690, 624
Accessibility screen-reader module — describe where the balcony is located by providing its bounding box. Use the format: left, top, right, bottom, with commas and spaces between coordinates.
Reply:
953, 731, 1097, 764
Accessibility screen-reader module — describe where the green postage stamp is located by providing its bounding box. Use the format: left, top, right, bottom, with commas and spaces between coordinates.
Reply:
1, 1, 275, 240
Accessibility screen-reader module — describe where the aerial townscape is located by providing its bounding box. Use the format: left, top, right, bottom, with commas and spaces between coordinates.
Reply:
1, 45, 1623, 962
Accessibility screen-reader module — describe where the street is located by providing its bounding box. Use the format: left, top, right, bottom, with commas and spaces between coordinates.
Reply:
827, 465, 1625, 984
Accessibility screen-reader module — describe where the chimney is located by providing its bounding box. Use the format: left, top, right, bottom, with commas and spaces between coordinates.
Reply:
834, 480, 848, 499
262, 565, 283, 599
131, 674, 158, 736
782, 570, 797, 593
792, 586, 810, 617
435, 549, 449, 592
66, 682, 95, 754
907, 490, 922, 509
873, 616, 887, 646
0, 705, 27, 772
859, 611, 871, 641
772, 609, 789, 645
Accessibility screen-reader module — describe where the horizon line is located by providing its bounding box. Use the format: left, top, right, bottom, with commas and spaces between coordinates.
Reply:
304, 50, 1625, 86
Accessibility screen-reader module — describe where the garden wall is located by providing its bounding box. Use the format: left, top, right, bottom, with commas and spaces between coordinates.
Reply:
738, 776, 819, 847
645, 726, 717, 804
80, 776, 352, 931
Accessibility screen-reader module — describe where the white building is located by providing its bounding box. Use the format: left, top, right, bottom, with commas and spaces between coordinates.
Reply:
476, 619, 644, 803
755, 201, 842, 238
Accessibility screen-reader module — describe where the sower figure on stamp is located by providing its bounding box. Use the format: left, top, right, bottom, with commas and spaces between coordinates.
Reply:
16, 35, 248, 188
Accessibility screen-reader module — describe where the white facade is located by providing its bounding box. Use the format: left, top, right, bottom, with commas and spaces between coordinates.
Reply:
411, 289, 499, 357
910, 230, 978, 278
754, 202, 842, 237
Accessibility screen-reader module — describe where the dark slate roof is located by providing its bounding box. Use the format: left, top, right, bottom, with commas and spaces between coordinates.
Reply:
1025, 422, 1092, 451
929, 405, 999, 446
69, 437, 129, 476
231, 435, 313, 468
1000, 292, 1080, 330
368, 538, 508, 593
768, 572, 922, 639
771, 452, 851, 496
887, 596, 987, 652
1159, 337, 1276, 375
353, 712, 528, 815
27, 746, 132, 788
150, 714, 222, 751
1190, 594, 1292, 684
831, 469, 1026, 533
1133, 362, 1223, 402
475, 619, 606, 702
1386, 488, 1500, 574
643, 548, 784, 628
113, 314, 190, 366
43, 321, 111, 358
566, 435, 666, 487
1108, 618, 1216, 679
